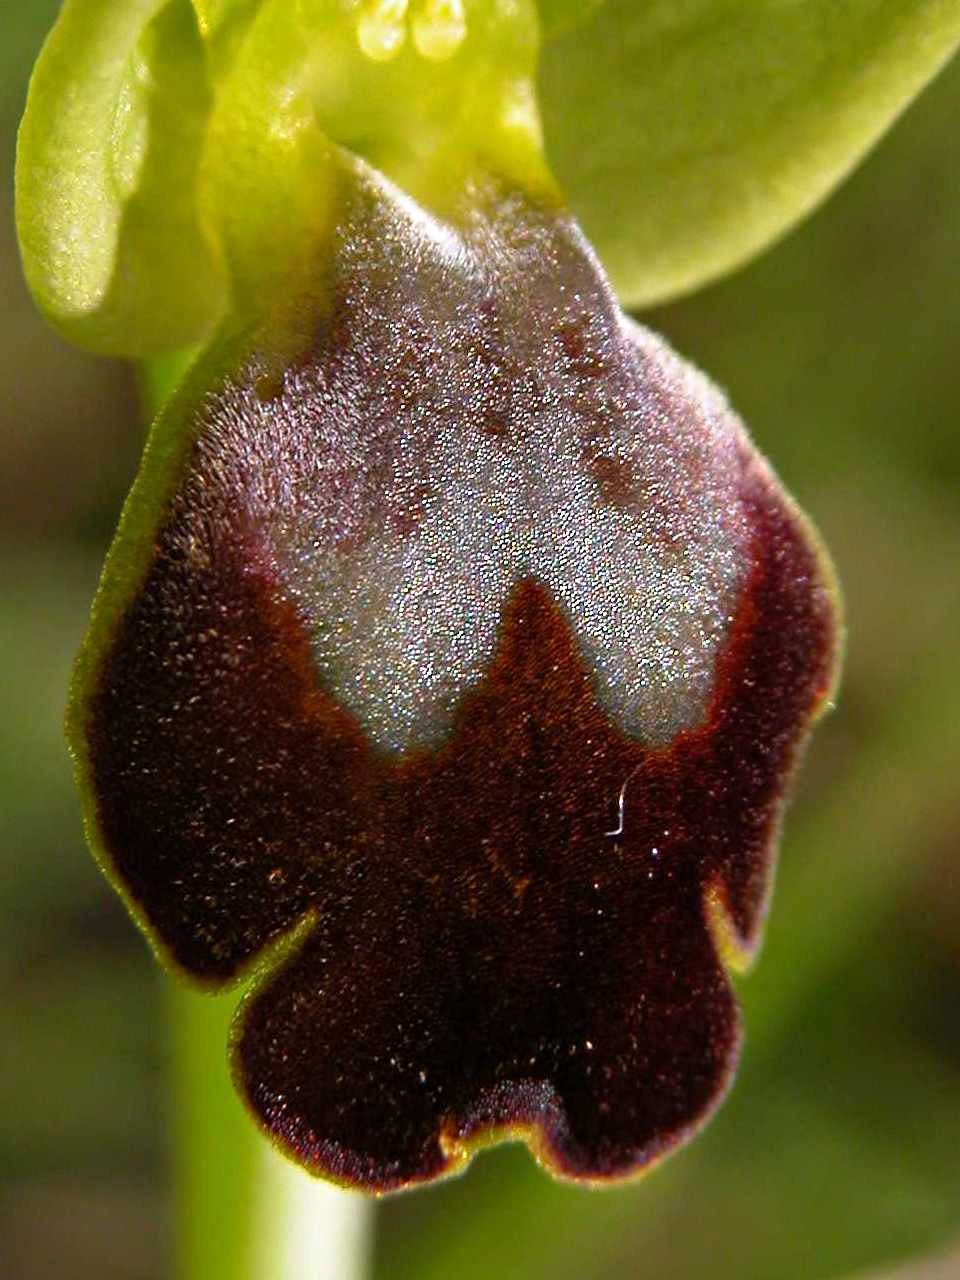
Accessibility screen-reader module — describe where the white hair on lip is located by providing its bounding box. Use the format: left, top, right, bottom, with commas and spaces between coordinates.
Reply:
193, 172, 750, 755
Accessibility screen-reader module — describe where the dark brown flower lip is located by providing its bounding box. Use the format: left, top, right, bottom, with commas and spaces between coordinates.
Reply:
71, 173, 840, 1192
225, 456, 835, 1193
82, 451, 835, 1193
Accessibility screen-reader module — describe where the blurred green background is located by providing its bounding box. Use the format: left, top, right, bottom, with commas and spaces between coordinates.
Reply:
2, 5, 959, 1278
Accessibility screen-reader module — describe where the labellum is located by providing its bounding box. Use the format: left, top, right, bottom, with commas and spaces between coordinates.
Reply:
69, 154, 838, 1192
17, 0, 843, 1195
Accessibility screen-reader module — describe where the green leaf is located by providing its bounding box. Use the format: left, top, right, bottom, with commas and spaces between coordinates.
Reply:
16, 0, 226, 356
538, 0, 960, 307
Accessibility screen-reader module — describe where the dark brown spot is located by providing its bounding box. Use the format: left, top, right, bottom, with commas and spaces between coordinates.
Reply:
480, 410, 511, 438
255, 371, 285, 404
556, 316, 607, 377
587, 451, 637, 508
388, 481, 433, 539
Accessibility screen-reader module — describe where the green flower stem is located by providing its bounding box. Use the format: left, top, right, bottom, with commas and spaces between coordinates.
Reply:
145, 355, 369, 1280
170, 983, 371, 1280
170, 985, 258, 1280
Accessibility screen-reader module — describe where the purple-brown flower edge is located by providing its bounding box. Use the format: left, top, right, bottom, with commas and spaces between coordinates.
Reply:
72, 170, 840, 1193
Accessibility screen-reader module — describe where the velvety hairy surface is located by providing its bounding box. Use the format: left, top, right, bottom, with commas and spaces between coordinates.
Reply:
197, 170, 750, 756
77, 166, 838, 1190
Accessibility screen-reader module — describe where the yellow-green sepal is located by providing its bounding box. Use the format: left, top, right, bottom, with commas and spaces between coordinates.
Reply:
16, 0, 226, 356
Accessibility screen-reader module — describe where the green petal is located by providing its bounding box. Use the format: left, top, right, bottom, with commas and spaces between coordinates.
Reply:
16, 0, 226, 356
538, 0, 960, 307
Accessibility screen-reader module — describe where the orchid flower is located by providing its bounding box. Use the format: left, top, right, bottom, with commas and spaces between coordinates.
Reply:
17, 0, 960, 1194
